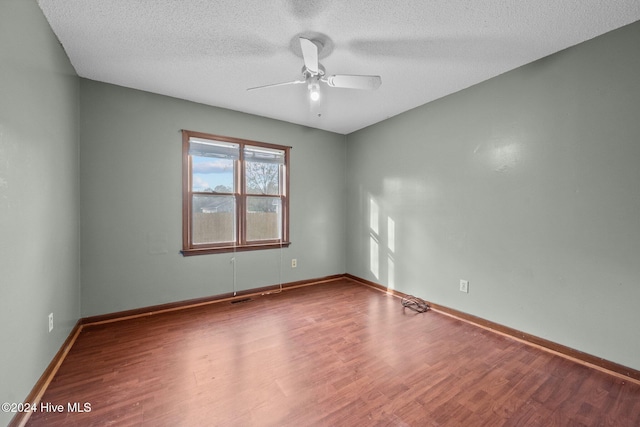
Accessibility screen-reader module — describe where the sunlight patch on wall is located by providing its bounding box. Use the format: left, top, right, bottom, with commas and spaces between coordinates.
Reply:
369, 195, 380, 279
387, 217, 396, 289
387, 217, 395, 253
369, 196, 379, 234
370, 234, 379, 279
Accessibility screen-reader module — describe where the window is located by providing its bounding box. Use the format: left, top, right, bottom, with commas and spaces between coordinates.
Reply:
181, 130, 290, 255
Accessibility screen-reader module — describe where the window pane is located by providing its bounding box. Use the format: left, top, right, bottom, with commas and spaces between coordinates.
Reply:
192, 195, 235, 244
244, 146, 283, 195
192, 155, 235, 193
245, 162, 281, 195
190, 138, 238, 193
246, 196, 281, 241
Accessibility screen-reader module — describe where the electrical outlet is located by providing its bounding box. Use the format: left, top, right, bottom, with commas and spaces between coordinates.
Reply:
459, 280, 469, 293
48, 313, 54, 332
291, 258, 297, 268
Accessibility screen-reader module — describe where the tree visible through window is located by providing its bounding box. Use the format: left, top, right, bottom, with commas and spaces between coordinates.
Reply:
181, 130, 290, 255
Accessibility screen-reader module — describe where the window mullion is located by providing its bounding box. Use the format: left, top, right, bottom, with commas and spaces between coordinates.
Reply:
237, 147, 245, 246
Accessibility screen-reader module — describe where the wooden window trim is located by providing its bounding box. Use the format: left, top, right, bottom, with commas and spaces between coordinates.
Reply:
181, 130, 290, 256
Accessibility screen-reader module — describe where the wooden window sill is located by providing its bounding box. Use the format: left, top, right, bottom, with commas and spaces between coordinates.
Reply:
181, 242, 291, 256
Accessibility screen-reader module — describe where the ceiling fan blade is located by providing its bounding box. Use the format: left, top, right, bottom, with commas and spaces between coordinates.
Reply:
247, 80, 305, 91
299, 37, 319, 74
323, 74, 382, 90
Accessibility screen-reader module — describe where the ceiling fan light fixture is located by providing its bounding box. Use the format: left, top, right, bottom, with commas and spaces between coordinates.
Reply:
308, 82, 320, 102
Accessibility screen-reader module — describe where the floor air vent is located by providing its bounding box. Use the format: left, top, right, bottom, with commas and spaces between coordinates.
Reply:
231, 298, 252, 304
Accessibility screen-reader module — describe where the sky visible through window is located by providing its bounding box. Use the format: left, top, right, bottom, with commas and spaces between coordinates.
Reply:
192, 156, 234, 192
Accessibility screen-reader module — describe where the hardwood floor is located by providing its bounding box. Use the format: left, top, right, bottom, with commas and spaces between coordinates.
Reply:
26, 279, 640, 426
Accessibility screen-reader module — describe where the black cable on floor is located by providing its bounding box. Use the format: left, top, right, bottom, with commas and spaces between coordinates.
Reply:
401, 295, 429, 313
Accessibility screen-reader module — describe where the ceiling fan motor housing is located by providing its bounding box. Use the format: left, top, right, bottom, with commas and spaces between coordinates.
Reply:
302, 64, 326, 79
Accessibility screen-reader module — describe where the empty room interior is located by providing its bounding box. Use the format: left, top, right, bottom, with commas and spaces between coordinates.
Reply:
2, 0, 640, 425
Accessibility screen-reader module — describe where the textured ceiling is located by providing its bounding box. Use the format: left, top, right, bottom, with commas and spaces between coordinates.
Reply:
37, 0, 640, 134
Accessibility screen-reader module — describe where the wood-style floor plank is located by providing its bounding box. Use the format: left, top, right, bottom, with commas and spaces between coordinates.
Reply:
26, 279, 640, 426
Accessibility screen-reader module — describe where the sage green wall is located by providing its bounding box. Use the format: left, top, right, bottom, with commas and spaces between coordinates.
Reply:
3, 5, 639, 418
79, 80, 346, 317
0, 1, 80, 424
346, 21, 640, 370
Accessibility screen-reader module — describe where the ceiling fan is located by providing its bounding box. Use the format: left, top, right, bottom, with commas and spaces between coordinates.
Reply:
247, 37, 382, 103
